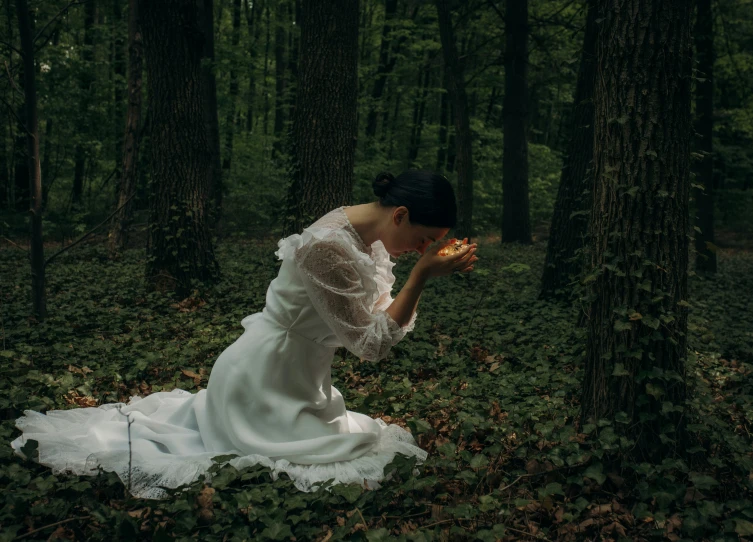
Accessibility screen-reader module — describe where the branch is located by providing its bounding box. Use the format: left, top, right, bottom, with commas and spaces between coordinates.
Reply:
13, 516, 92, 541
44, 193, 136, 267
0, 39, 23, 56
33, 0, 89, 46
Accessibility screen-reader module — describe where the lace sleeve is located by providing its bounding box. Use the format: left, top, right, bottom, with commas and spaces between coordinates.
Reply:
293, 233, 411, 361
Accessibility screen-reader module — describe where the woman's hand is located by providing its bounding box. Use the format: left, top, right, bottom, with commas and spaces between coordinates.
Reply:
413, 238, 478, 279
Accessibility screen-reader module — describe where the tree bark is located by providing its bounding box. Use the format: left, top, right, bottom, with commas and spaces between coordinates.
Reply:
0, 102, 8, 208
263, 3, 271, 137
244, 0, 260, 133
407, 58, 430, 164
540, 0, 598, 299
436, 65, 449, 172
694, 0, 717, 274
365, 0, 398, 139
272, 0, 287, 158
580, 0, 692, 461
222, 0, 242, 171
73, 0, 97, 207
284, 0, 358, 235
435, 0, 473, 240
198, 0, 223, 229
139, 0, 220, 296
112, 0, 126, 188
108, 0, 142, 255
502, 0, 531, 244
16, 0, 46, 319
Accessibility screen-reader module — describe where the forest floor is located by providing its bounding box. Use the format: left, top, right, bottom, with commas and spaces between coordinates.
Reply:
0, 234, 751, 541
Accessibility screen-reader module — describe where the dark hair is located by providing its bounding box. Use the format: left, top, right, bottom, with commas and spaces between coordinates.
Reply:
372, 170, 457, 228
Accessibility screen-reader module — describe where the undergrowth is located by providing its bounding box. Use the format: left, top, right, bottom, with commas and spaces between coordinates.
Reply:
0, 238, 751, 541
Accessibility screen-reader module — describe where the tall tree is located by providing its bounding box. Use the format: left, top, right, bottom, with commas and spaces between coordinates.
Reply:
222, 0, 242, 171
112, 0, 126, 183
108, 0, 143, 255
694, 0, 717, 273
365, 0, 399, 140
540, 0, 598, 299
16, 0, 46, 319
435, 0, 474, 240
284, 0, 358, 235
244, 0, 260, 133
501, 0, 531, 243
407, 57, 431, 165
272, 0, 287, 158
72, 0, 97, 207
139, 0, 220, 296
198, 0, 223, 228
580, 0, 693, 460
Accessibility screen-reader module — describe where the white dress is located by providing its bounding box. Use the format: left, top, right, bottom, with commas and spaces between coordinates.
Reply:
11, 207, 426, 499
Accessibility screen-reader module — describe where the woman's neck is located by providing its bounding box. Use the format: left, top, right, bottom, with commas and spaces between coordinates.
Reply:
343, 203, 386, 247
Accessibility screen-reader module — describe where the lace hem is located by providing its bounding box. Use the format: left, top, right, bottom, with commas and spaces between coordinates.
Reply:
12, 405, 427, 500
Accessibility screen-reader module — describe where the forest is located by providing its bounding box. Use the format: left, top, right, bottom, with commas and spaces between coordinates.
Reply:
1, 0, 753, 540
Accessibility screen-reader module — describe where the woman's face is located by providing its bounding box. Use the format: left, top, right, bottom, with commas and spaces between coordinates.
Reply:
382, 206, 451, 258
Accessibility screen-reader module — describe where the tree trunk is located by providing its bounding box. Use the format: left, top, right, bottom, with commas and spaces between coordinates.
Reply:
694, 0, 717, 274
580, 0, 692, 461
284, 0, 358, 235
109, 0, 142, 255
222, 0, 241, 171
112, 0, 126, 189
139, 0, 220, 296
197, 0, 222, 229
73, 0, 97, 207
272, 0, 287, 158
540, 0, 598, 299
436, 65, 449, 172
502, 0, 531, 244
0, 103, 8, 208
16, 0, 46, 319
41, 119, 53, 210
365, 0, 398, 139
244, 0, 259, 133
13, 101, 29, 211
286, 0, 301, 130
435, 0, 473, 240
407, 59, 430, 164
263, 3, 271, 137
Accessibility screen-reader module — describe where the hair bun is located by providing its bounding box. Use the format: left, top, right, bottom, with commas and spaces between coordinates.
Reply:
372, 172, 395, 198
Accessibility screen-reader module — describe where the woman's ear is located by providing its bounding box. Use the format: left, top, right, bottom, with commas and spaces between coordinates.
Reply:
393, 206, 409, 226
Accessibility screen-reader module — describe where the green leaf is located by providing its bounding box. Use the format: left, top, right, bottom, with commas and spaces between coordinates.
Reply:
470, 454, 489, 468
690, 473, 719, 490
735, 520, 753, 536
583, 463, 606, 485
612, 363, 629, 377
261, 523, 293, 541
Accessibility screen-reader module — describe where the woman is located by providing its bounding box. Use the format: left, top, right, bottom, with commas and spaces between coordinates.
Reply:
11, 170, 478, 499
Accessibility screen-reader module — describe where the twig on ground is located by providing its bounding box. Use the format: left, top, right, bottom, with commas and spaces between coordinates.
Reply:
13, 516, 92, 540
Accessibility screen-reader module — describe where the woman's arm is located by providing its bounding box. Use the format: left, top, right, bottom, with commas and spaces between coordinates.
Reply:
385, 268, 428, 328
386, 239, 478, 328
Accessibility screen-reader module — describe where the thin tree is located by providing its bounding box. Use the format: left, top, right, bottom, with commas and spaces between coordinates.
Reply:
694, 0, 717, 274
16, 0, 46, 319
108, 0, 143, 255
435, 0, 474, 240
540, 0, 598, 299
283, 0, 359, 235
580, 0, 693, 460
272, 0, 287, 159
198, 0, 222, 229
365, 0, 398, 140
501, 0, 531, 244
222, 0, 242, 171
72, 0, 96, 207
139, 0, 220, 296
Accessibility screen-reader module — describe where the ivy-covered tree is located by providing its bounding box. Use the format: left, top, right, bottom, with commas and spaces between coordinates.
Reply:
694, 0, 717, 274
501, 0, 531, 244
540, 0, 598, 299
284, 0, 359, 234
140, 0, 220, 296
580, 0, 693, 460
